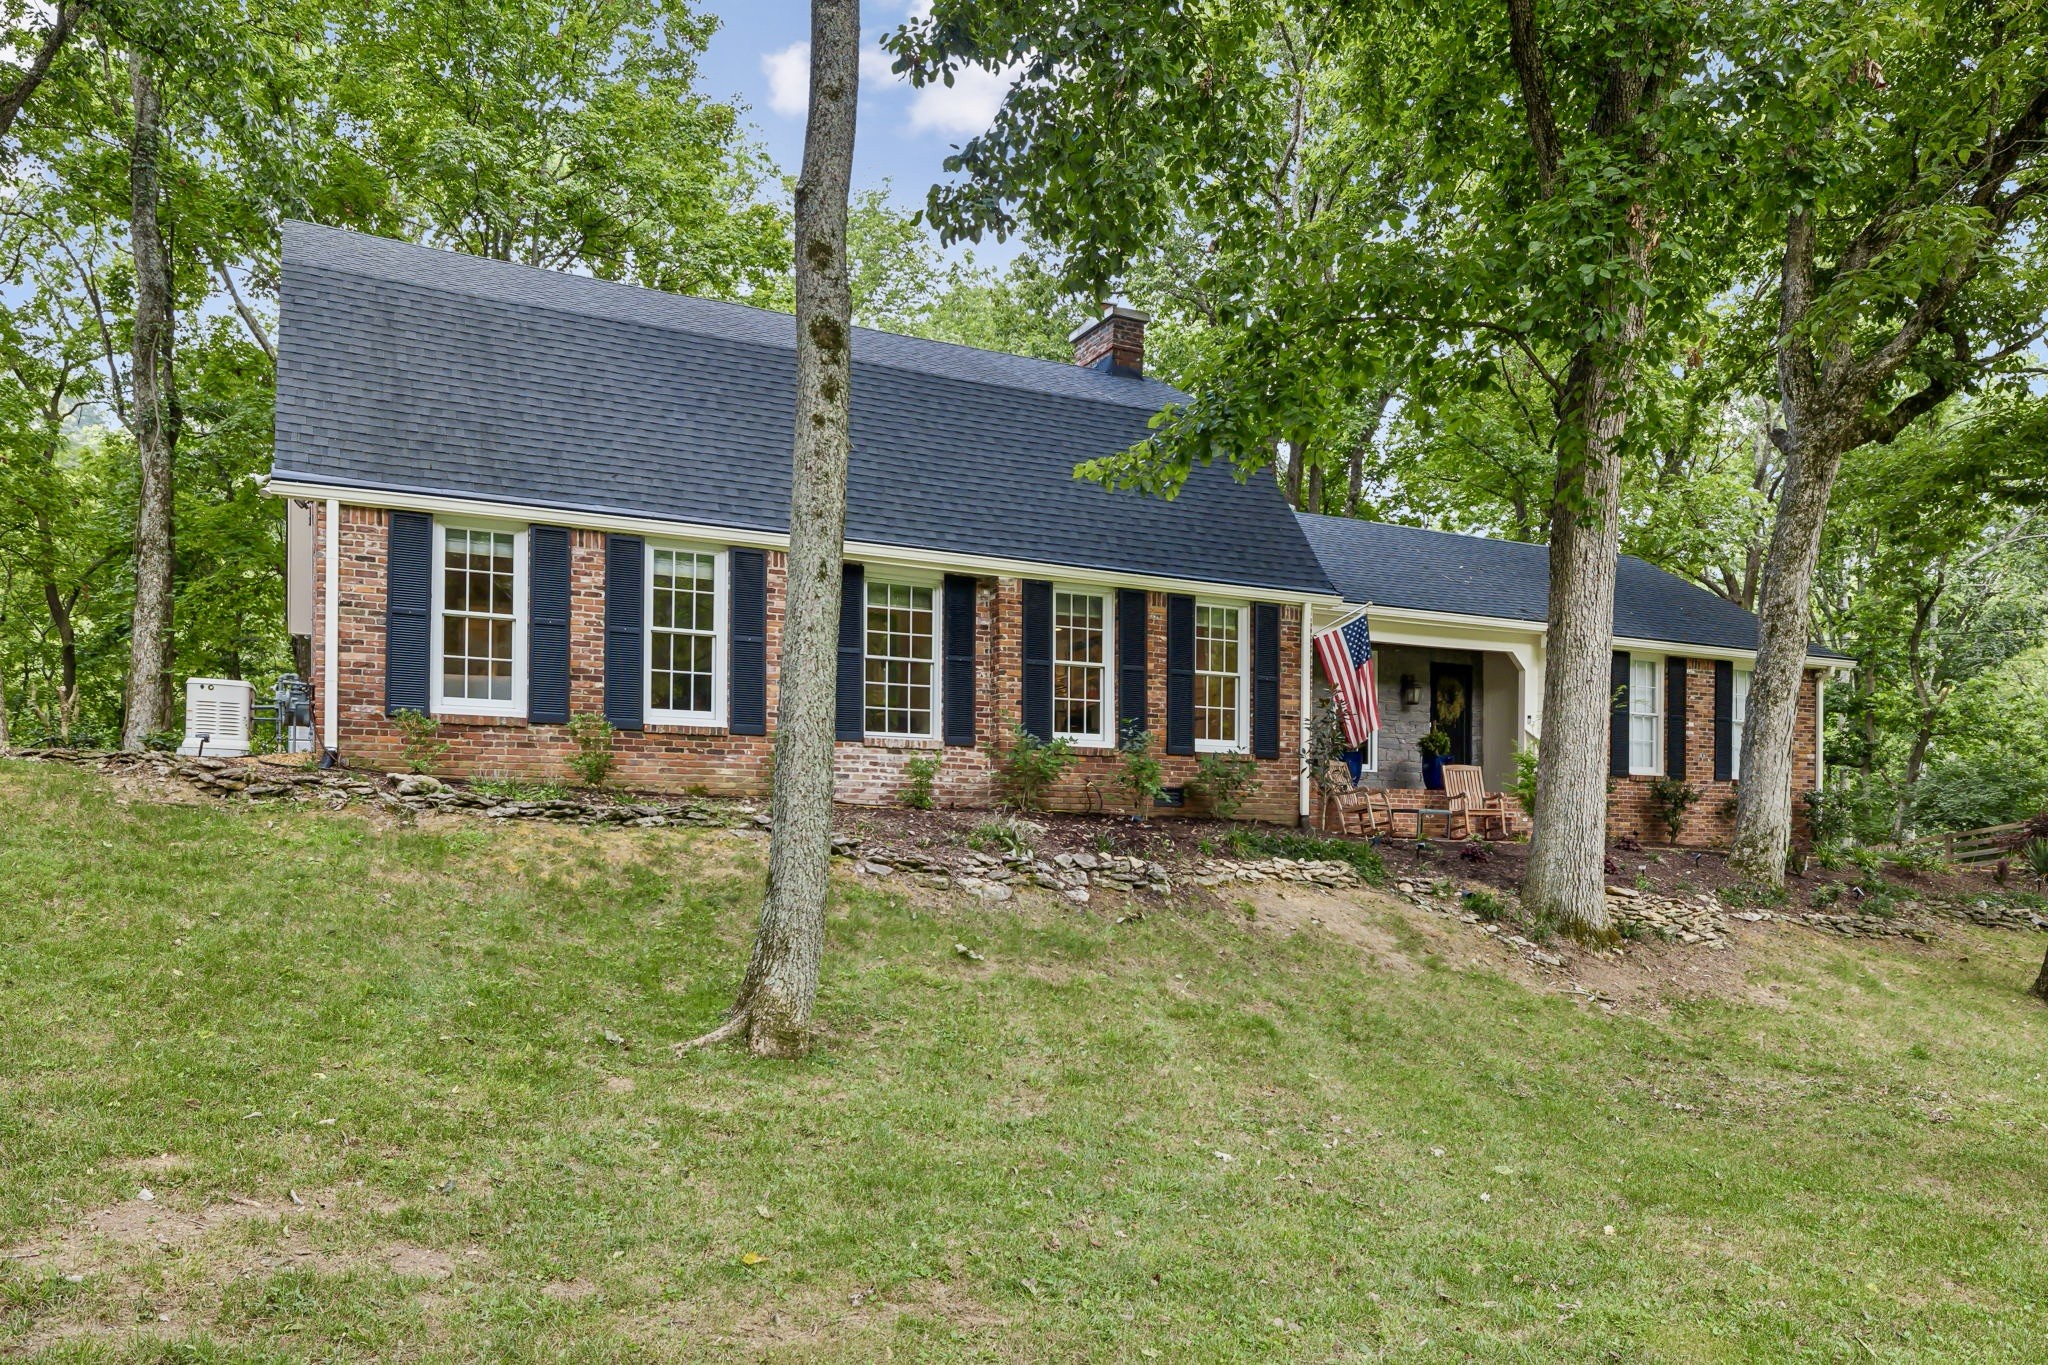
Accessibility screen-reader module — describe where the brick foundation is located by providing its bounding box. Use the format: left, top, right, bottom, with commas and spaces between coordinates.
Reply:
311, 503, 1309, 823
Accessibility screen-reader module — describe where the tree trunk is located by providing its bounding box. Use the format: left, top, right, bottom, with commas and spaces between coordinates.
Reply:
2032, 944, 2048, 1005
1283, 440, 1304, 509
689, 0, 860, 1059
122, 51, 177, 750
1345, 389, 1393, 517
0, 1, 87, 141
1519, 343, 1634, 942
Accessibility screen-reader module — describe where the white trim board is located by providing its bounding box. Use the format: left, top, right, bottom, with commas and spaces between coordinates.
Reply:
264, 478, 1349, 609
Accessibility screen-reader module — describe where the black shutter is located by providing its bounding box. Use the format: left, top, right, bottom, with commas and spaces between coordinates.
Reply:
527, 525, 571, 724
728, 549, 767, 736
1609, 650, 1631, 777
1664, 657, 1687, 780
1020, 579, 1054, 740
603, 534, 644, 731
1117, 588, 1148, 738
1251, 602, 1281, 760
385, 511, 432, 718
836, 562, 865, 741
943, 574, 977, 746
1713, 659, 1735, 781
1165, 594, 1196, 756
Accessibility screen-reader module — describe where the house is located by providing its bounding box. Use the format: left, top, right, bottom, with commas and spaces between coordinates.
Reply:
269, 223, 1339, 825
1295, 515, 1850, 845
268, 223, 1842, 844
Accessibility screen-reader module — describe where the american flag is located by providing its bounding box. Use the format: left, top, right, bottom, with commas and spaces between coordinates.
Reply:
1313, 613, 1382, 748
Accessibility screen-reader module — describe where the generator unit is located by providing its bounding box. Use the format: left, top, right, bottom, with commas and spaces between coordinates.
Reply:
178, 678, 256, 757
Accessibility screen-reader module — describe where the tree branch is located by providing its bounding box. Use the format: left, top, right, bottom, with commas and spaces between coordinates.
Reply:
0, 1, 88, 143
213, 257, 276, 361
1503, 0, 1560, 197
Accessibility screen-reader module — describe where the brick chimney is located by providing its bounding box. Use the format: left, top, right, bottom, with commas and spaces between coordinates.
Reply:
1068, 305, 1149, 378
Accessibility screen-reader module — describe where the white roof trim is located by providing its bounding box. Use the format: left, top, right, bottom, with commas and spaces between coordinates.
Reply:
266, 478, 1350, 607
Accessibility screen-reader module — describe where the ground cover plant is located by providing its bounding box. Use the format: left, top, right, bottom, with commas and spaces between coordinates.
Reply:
3, 759, 2047, 1360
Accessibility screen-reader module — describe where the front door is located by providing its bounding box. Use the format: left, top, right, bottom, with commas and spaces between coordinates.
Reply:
1430, 662, 1474, 767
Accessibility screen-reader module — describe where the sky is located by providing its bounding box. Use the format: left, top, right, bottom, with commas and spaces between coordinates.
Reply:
695, 0, 1020, 254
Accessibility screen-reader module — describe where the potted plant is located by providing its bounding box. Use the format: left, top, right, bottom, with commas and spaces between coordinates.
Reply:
1418, 728, 1452, 790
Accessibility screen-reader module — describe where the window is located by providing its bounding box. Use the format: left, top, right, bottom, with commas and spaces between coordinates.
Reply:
1628, 657, 1662, 773
1194, 602, 1246, 751
435, 524, 525, 716
1052, 589, 1112, 744
648, 547, 722, 724
1731, 666, 1752, 779
865, 579, 937, 738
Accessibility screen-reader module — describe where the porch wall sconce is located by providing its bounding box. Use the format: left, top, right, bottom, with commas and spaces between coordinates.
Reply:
1399, 674, 1422, 707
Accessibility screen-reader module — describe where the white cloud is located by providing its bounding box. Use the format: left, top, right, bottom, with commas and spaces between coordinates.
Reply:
761, 41, 810, 118
906, 63, 1018, 137
761, 41, 910, 120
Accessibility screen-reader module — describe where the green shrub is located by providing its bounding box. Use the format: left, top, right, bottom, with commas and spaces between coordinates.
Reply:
473, 776, 572, 802
1810, 881, 1843, 908
1511, 745, 1539, 817
391, 709, 448, 774
1884, 842, 1949, 875
564, 713, 616, 787
1646, 777, 1698, 843
2024, 838, 2048, 889
968, 814, 1042, 855
899, 752, 942, 810
996, 725, 1077, 810
1418, 728, 1452, 759
1460, 888, 1504, 921
1114, 729, 1165, 820
1191, 753, 1257, 819
1223, 828, 1385, 884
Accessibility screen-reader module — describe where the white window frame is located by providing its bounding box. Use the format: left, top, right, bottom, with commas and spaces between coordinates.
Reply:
430, 520, 528, 719
1358, 727, 1379, 774
1193, 599, 1250, 755
1627, 655, 1664, 776
863, 572, 943, 741
645, 543, 727, 728
1731, 665, 1752, 780
1051, 585, 1116, 747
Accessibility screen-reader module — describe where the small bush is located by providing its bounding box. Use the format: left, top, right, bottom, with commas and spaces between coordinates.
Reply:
1115, 729, 1165, 820
1224, 828, 1386, 884
1718, 881, 1788, 911
2024, 838, 2048, 890
968, 814, 1043, 855
899, 752, 942, 810
1647, 777, 1698, 843
1884, 843, 1949, 875
1460, 888, 1504, 921
473, 776, 572, 802
1511, 745, 1539, 817
1191, 752, 1257, 819
391, 709, 448, 774
1810, 881, 1843, 908
564, 713, 616, 787
996, 726, 1077, 810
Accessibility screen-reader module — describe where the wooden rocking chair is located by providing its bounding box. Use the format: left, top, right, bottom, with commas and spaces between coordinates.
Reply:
1326, 784, 1396, 838
1442, 764, 1513, 840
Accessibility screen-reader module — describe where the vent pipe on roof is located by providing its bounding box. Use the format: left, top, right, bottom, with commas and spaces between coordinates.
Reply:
1068, 304, 1148, 378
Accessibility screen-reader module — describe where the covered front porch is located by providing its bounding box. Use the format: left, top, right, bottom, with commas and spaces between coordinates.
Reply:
1312, 606, 1543, 834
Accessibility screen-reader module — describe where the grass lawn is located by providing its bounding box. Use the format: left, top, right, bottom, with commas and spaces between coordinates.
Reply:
2, 758, 2046, 1362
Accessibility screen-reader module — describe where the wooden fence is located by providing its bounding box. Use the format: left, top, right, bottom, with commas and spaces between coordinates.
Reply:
1890, 819, 2037, 868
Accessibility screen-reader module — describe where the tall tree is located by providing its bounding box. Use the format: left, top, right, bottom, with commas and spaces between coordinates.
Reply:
0, 1, 88, 143
894, 0, 1731, 936
120, 48, 176, 746
685, 0, 860, 1058
1729, 4, 2048, 881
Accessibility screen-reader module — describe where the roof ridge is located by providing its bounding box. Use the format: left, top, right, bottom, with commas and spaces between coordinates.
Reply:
283, 220, 1185, 413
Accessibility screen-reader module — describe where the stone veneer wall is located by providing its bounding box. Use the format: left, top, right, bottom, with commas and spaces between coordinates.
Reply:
311, 503, 1308, 824
1368, 644, 1486, 787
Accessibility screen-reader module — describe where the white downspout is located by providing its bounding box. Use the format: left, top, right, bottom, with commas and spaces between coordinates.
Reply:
1298, 598, 1313, 825
323, 498, 340, 763
1815, 670, 1826, 785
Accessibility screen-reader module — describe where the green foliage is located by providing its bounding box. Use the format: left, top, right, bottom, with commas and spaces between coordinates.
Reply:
1511, 746, 1540, 818
1113, 728, 1165, 819
995, 725, 1077, 811
1300, 703, 1354, 797
390, 709, 447, 774
1646, 777, 1699, 844
564, 713, 616, 788
967, 814, 1041, 855
1417, 729, 1452, 760
471, 776, 572, 803
1190, 753, 1256, 819
1223, 827, 1385, 885
1718, 882, 1788, 911
2023, 840, 2048, 888
1460, 888, 1504, 922
899, 752, 943, 811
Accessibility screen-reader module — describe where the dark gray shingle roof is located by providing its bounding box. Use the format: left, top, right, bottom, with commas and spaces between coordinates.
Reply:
1296, 512, 1848, 658
271, 222, 1336, 597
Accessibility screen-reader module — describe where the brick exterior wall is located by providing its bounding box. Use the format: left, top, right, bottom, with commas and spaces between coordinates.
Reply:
311, 503, 1308, 824
1606, 658, 1820, 848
